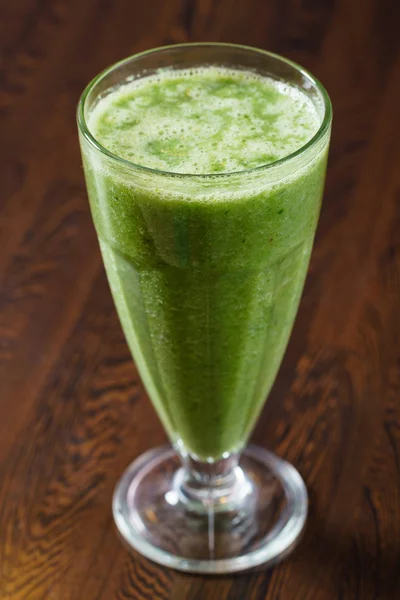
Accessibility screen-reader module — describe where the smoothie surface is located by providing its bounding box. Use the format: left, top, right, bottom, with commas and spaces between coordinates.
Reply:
88, 67, 320, 174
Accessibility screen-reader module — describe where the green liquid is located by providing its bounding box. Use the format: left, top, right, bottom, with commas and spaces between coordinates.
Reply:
83, 67, 328, 459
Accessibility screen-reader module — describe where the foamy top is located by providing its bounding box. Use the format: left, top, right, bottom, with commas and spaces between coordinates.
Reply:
88, 67, 321, 175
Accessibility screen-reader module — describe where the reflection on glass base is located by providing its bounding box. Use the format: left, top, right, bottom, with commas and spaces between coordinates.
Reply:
112, 444, 308, 574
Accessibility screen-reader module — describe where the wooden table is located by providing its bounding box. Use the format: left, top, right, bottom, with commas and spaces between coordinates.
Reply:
1, 0, 400, 598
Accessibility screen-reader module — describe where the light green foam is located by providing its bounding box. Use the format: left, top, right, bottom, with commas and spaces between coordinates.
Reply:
89, 67, 320, 174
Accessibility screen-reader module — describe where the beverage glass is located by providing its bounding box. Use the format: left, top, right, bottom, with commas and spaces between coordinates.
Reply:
77, 43, 331, 573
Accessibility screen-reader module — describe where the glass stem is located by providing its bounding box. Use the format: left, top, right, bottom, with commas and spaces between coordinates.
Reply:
172, 447, 253, 515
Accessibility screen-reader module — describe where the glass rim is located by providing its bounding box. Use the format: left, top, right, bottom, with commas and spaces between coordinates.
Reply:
77, 42, 332, 179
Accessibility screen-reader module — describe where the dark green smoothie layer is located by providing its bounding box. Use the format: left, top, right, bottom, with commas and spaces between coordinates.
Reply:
83, 67, 328, 459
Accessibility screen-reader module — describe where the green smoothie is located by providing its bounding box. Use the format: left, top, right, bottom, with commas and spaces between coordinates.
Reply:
82, 67, 328, 460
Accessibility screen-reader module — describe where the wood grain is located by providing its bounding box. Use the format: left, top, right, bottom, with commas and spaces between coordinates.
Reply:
1, 0, 400, 598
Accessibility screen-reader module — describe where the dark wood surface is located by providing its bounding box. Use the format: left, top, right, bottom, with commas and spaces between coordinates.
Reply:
1, 0, 400, 598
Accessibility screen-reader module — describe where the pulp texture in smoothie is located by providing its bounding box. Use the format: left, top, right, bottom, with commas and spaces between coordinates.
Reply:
83, 67, 327, 460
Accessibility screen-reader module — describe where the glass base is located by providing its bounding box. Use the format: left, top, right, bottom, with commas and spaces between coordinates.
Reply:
112, 444, 308, 574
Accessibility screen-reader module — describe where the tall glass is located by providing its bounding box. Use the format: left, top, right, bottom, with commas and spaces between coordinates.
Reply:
77, 43, 331, 573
